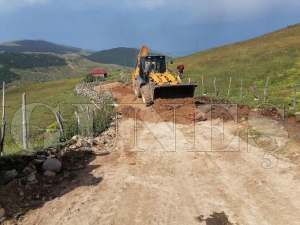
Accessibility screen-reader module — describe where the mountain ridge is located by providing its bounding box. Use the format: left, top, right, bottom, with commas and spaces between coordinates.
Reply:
0, 40, 178, 67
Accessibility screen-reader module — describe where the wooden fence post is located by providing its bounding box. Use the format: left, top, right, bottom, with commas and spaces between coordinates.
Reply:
75, 111, 80, 127
240, 79, 243, 99
87, 106, 90, 121
293, 84, 297, 108
264, 73, 271, 103
22, 93, 28, 150
214, 77, 217, 96
0, 81, 6, 156
252, 79, 259, 100
228, 77, 231, 97
55, 111, 65, 142
202, 76, 204, 96
91, 100, 101, 110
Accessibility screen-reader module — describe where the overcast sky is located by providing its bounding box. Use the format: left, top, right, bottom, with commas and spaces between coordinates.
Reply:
0, 0, 299, 56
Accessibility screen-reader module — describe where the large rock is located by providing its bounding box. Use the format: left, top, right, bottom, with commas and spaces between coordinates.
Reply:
44, 170, 56, 177
42, 158, 62, 172
71, 135, 79, 141
36, 155, 47, 160
33, 159, 45, 165
4, 169, 17, 180
22, 166, 34, 174
27, 174, 36, 182
55, 150, 65, 159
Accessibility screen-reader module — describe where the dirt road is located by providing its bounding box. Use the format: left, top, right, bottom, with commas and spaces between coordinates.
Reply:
6, 83, 300, 224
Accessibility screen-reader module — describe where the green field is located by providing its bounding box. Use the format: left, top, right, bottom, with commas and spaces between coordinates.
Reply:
1, 78, 84, 154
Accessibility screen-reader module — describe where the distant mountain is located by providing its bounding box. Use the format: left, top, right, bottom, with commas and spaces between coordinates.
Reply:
0, 40, 178, 67
84, 47, 178, 68
0, 52, 66, 69
0, 51, 68, 84
0, 40, 95, 55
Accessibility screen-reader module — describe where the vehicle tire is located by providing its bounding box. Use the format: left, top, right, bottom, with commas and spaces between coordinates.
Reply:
141, 85, 152, 107
133, 80, 141, 97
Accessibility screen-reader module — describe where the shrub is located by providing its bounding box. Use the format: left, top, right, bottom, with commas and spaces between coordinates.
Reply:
64, 117, 78, 140
46, 121, 59, 133
93, 107, 114, 136
63, 102, 114, 139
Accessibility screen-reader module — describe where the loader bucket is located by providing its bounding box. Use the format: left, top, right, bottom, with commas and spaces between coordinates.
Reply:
152, 83, 198, 99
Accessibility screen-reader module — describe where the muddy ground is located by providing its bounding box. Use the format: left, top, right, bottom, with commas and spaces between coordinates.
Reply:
1, 82, 300, 224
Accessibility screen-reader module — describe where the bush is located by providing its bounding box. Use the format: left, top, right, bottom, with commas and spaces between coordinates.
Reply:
64, 118, 78, 140
93, 107, 113, 136
63, 102, 114, 139
46, 121, 59, 133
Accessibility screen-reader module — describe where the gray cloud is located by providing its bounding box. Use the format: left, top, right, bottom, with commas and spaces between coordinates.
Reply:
123, 0, 300, 22
0, 0, 299, 56
1, 0, 299, 22
0, 0, 49, 12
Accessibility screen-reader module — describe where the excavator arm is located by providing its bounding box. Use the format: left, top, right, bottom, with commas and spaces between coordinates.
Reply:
132, 46, 149, 82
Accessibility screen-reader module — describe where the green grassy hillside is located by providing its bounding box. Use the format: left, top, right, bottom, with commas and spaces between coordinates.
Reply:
0, 78, 86, 154
0, 52, 66, 69
0, 74, 119, 155
169, 23, 300, 112
0, 52, 67, 84
1, 53, 126, 88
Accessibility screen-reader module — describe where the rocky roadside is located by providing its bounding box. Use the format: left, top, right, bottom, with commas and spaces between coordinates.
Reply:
0, 121, 117, 224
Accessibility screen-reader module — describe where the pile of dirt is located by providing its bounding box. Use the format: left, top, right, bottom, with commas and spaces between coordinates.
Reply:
116, 105, 135, 117
111, 85, 134, 95
207, 104, 251, 122
153, 97, 196, 112
110, 83, 300, 147
152, 98, 206, 124
115, 97, 207, 124
111, 84, 253, 125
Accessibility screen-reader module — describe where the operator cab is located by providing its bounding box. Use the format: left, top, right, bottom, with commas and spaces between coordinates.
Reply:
139, 56, 166, 76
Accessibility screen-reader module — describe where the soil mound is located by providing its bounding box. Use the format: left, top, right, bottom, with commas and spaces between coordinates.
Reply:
153, 98, 206, 124
115, 96, 207, 124
111, 85, 134, 95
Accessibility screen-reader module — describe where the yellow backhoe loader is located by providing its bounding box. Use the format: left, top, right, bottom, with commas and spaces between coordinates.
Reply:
132, 45, 197, 106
